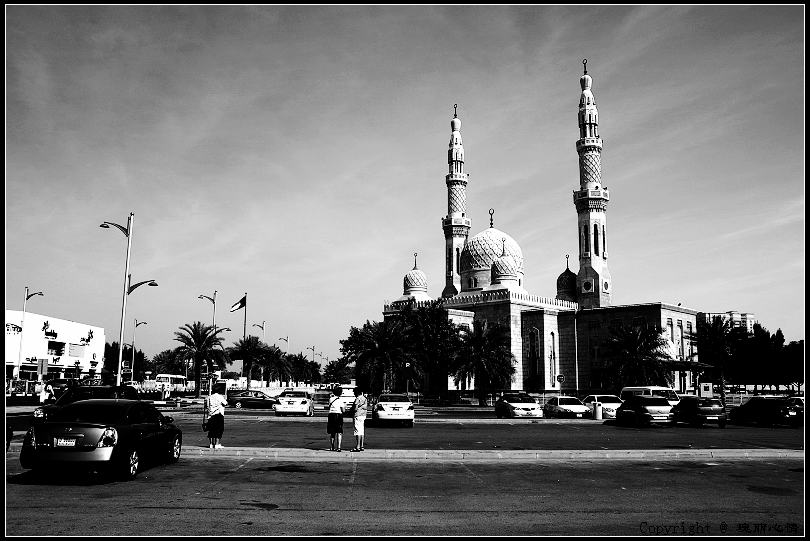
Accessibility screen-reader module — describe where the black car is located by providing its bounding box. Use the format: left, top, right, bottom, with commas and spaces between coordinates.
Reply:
729, 396, 803, 427
615, 396, 674, 427
671, 396, 727, 428
21, 399, 182, 480
33, 385, 140, 423
227, 390, 279, 409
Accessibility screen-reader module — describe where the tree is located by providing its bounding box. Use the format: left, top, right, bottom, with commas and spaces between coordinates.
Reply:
226, 335, 273, 389
399, 300, 462, 400
341, 319, 414, 395
285, 353, 321, 385
173, 322, 228, 397
257, 345, 289, 386
452, 320, 515, 406
323, 357, 353, 384
151, 349, 186, 377
600, 324, 675, 391
693, 316, 733, 405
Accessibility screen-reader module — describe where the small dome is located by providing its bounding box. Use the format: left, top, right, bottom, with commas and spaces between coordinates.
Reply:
580, 73, 592, 91
451, 116, 461, 132
556, 256, 577, 302
404, 268, 428, 293
460, 227, 524, 274
492, 254, 520, 282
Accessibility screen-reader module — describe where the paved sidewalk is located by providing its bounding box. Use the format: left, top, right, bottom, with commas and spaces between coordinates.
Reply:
6, 442, 803, 462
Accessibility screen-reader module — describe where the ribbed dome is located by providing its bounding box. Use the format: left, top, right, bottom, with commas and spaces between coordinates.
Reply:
556, 267, 577, 293
403, 268, 428, 293
460, 227, 524, 274
492, 254, 520, 281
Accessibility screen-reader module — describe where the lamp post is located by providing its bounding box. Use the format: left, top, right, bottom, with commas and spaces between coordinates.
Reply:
278, 336, 289, 353
198, 290, 217, 332
131, 319, 147, 383
252, 321, 266, 342
19, 287, 44, 379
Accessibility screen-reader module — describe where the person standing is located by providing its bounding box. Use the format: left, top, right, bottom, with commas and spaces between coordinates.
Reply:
350, 388, 367, 452
327, 386, 344, 451
204, 383, 228, 449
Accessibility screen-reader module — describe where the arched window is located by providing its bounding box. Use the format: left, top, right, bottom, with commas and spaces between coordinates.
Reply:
583, 225, 590, 255
602, 224, 606, 257
593, 224, 600, 256
549, 331, 557, 384
455, 248, 460, 273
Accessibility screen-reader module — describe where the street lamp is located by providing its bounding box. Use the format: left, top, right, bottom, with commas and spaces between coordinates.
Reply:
18, 287, 44, 379
131, 319, 147, 383
198, 290, 217, 332
252, 321, 266, 342
278, 336, 289, 353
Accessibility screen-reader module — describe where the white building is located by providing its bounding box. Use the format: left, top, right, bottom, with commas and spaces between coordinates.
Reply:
5, 310, 105, 383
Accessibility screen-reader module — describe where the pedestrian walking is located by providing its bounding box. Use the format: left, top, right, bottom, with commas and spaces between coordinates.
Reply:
349, 387, 367, 452
327, 386, 344, 451
204, 383, 228, 449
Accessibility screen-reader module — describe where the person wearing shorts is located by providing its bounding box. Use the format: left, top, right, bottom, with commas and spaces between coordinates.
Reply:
327, 386, 344, 451
205, 383, 228, 449
350, 388, 367, 452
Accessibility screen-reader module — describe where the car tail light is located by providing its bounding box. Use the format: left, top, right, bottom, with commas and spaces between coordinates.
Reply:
376, 404, 385, 411
97, 427, 118, 448
300, 400, 307, 405
33, 408, 44, 419
407, 405, 414, 410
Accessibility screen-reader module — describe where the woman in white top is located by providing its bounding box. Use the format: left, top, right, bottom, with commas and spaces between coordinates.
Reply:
204, 384, 228, 449
326, 386, 344, 451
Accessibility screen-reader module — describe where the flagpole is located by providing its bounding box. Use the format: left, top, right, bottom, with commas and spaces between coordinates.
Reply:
243, 292, 247, 340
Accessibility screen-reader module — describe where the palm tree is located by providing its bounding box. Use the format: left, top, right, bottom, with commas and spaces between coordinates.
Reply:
226, 335, 273, 389
693, 316, 733, 405
601, 324, 675, 391
399, 300, 462, 400
173, 322, 228, 397
340, 319, 414, 395
323, 357, 353, 384
453, 320, 515, 406
258, 344, 289, 386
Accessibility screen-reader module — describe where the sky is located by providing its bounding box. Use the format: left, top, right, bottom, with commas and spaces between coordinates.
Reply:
5, 6, 805, 367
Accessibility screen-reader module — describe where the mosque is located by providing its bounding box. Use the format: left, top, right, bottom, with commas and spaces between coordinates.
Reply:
383, 61, 701, 396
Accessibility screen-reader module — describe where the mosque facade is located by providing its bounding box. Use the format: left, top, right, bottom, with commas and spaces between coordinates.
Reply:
384, 62, 700, 396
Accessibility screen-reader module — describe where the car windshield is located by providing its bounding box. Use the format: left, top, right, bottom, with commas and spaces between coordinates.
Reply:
641, 397, 671, 406
559, 398, 583, 406
699, 399, 723, 407
653, 390, 679, 400
49, 402, 128, 424
379, 395, 409, 402
280, 391, 307, 398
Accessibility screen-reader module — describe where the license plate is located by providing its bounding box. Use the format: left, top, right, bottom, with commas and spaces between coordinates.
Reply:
576, 413, 582, 418
393, 407, 400, 411
55, 438, 76, 447
706, 416, 718, 420
788, 411, 796, 416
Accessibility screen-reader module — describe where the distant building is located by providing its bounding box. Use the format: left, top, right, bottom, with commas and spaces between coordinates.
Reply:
384, 62, 701, 395
5, 310, 105, 383
699, 311, 757, 334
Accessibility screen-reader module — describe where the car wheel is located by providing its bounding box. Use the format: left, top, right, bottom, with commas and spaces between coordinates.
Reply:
235, 402, 242, 409
406, 420, 414, 428
496, 412, 502, 419
275, 411, 282, 417
121, 448, 139, 481
167, 435, 182, 463
718, 421, 727, 429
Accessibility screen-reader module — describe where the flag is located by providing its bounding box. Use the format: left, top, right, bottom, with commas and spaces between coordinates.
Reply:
229, 295, 246, 312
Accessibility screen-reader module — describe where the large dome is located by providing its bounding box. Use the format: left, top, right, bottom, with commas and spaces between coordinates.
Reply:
460, 227, 524, 274
403, 268, 428, 292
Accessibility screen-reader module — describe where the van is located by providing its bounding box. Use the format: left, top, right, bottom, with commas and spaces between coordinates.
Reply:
620, 386, 680, 407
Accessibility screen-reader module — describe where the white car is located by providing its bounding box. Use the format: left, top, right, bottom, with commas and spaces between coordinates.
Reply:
274, 390, 314, 417
495, 393, 544, 418
581, 394, 623, 419
372, 393, 415, 427
543, 396, 590, 419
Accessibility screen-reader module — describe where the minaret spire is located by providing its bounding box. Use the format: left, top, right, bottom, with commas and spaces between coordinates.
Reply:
441, 104, 471, 298
573, 60, 612, 308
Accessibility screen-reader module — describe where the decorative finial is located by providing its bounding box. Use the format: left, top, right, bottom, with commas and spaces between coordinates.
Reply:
583, 59, 588, 75
453, 103, 458, 118
489, 208, 494, 228
566, 254, 570, 269
501, 238, 507, 257
413, 252, 418, 270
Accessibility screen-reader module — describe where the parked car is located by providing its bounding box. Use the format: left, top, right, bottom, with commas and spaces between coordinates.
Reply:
44, 378, 79, 399
671, 396, 727, 428
20, 399, 182, 481
313, 389, 333, 410
620, 386, 681, 407
728, 396, 803, 427
274, 390, 314, 417
543, 396, 590, 419
495, 393, 543, 418
33, 385, 140, 423
227, 390, 279, 409
581, 395, 623, 419
371, 394, 414, 427
615, 395, 674, 427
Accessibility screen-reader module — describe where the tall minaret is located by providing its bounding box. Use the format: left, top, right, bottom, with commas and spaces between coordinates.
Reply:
574, 59, 612, 308
441, 104, 471, 298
